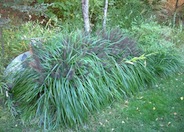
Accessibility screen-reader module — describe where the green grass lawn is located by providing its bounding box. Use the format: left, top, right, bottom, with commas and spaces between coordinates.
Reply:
78, 73, 184, 132
0, 72, 183, 132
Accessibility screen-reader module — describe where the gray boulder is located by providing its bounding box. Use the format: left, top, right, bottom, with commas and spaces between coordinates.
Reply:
4, 51, 32, 89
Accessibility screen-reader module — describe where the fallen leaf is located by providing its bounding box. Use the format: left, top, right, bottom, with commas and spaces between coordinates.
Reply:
125, 100, 129, 105
153, 107, 156, 110
167, 122, 171, 126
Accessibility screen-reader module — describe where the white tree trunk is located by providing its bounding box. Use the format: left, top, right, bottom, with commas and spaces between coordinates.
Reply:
81, 0, 90, 33
103, 0, 108, 29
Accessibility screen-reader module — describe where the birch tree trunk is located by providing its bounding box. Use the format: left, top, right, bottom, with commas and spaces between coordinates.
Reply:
103, 0, 108, 30
81, 0, 90, 33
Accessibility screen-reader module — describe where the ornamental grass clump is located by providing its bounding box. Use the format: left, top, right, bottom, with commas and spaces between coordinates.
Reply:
92, 28, 141, 63
5, 29, 183, 130
6, 30, 141, 129
146, 52, 183, 77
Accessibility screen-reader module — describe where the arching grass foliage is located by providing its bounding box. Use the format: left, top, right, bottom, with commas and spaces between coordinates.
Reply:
4, 29, 183, 130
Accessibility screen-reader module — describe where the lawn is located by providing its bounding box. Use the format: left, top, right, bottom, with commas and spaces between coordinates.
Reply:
79, 73, 184, 132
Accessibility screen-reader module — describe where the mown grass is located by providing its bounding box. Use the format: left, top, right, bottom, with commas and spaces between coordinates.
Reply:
78, 72, 184, 132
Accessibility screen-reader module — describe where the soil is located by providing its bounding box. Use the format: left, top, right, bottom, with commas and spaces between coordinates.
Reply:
0, 0, 47, 26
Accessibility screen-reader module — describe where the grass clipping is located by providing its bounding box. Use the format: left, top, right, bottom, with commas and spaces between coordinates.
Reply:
6, 29, 183, 129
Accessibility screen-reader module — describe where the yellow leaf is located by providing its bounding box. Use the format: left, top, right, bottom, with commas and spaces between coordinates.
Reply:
168, 122, 171, 126
122, 121, 125, 124
153, 107, 156, 110
173, 112, 177, 115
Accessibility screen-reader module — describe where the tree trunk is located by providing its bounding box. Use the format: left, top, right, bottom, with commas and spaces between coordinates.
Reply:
173, 0, 179, 27
174, 0, 179, 11
81, 0, 90, 33
103, 0, 108, 30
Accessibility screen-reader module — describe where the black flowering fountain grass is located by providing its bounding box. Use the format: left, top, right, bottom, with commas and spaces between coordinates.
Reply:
5, 29, 183, 130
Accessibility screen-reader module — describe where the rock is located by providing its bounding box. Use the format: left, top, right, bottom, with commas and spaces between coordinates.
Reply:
4, 51, 32, 89
5, 51, 31, 75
